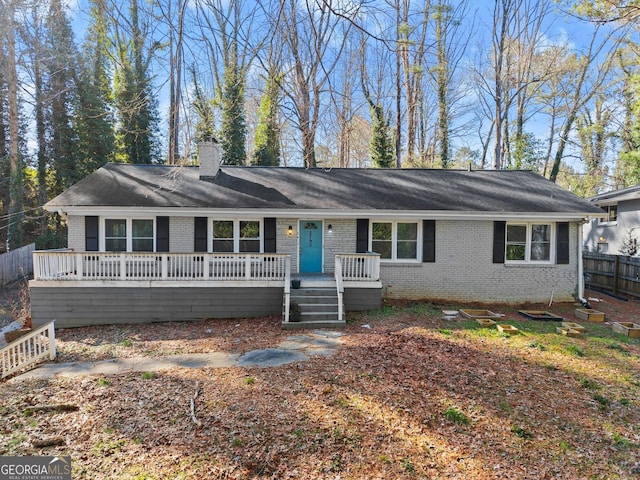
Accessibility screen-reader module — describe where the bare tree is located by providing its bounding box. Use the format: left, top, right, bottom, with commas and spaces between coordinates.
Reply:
278, 0, 351, 168
548, 26, 620, 182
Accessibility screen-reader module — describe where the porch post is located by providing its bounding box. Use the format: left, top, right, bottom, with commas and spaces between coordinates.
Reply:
161, 254, 168, 279
119, 253, 126, 279
32, 252, 41, 280
48, 321, 56, 360
76, 253, 83, 280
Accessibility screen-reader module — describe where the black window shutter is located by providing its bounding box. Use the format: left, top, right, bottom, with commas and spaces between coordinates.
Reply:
493, 221, 506, 263
194, 217, 208, 252
356, 219, 369, 253
156, 217, 170, 252
556, 222, 570, 264
85, 216, 99, 251
422, 220, 436, 263
264, 217, 276, 253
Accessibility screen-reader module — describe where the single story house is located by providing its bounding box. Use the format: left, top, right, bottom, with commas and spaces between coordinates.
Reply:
31, 141, 603, 328
583, 185, 640, 255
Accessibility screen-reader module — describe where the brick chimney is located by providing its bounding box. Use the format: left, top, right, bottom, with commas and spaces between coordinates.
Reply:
198, 139, 220, 178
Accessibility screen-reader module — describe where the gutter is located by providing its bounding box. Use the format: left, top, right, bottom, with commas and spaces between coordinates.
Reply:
577, 220, 589, 307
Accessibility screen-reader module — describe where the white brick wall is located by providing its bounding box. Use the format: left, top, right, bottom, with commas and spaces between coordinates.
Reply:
277, 218, 300, 272
323, 219, 356, 273
381, 220, 578, 303
170, 217, 194, 253
67, 215, 84, 251
64, 215, 579, 303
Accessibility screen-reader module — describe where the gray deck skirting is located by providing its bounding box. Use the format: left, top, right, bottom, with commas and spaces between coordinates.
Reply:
30, 284, 381, 328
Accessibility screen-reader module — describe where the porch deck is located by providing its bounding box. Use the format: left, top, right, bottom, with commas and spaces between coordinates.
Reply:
30, 251, 382, 328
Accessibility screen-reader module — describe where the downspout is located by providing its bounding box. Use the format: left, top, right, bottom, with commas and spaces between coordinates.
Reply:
577, 220, 589, 307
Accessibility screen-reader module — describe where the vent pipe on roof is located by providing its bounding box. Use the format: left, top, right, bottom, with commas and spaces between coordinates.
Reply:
198, 138, 220, 178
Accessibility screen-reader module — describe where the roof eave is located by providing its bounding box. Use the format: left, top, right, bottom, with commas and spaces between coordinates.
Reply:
48, 205, 601, 222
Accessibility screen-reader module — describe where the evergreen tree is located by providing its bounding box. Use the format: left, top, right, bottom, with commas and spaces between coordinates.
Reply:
45, 0, 80, 194
0, 29, 9, 249
113, 0, 159, 164
3, 0, 24, 250
361, 48, 394, 169
252, 72, 281, 166
614, 48, 640, 188
368, 102, 395, 168
220, 44, 246, 165
76, 0, 115, 176
190, 65, 216, 144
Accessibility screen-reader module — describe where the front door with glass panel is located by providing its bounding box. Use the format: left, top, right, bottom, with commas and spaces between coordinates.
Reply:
299, 221, 322, 272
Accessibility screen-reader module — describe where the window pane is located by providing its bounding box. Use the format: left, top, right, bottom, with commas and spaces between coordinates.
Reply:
530, 224, 550, 261
372, 222, 392, 240
609, 205, 617, 222
506, 225, 526, 261
531, 224, 550, 242
530, 243, 550, 261
132, 239, 153, 252
105, 238, 126, 252
372, 240, 392, 259
132, 219, 153, 237
105, 219, 126, 251
506, 225, 526, 242
214, 240, 234, 252
397, 241, 417, 259
105, 219, 126, 238
506, 244, 526, 261
131, 219, 153, 252
240, 221, 260, 239
397, 222, 417, 241
240, 240, 260, 252
213, 221, 233, 239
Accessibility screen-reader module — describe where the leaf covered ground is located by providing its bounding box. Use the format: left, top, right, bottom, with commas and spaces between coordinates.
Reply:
2, 290, 640, 479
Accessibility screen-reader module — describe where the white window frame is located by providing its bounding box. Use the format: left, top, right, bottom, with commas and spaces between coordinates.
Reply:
599, 205, 617, 224
370, 220, 421, 262
101, 217, 155, 252
505, 222, 554, 264
210, 219, 263, 253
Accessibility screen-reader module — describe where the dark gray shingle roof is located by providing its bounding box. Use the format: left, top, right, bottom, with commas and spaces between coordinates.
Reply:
46, 164, 602, 215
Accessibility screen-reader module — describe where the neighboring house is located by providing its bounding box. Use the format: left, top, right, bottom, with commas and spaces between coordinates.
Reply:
30, 141, 603, 328
583, 185, 640, 255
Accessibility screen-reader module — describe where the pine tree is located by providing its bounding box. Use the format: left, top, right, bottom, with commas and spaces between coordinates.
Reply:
4, 0, 23, 250
252, 72, 281, 166
46, 0, 80, 193
114, 0, 159, 164
76, 0, 115, 176
190, 65, 216, 144
220, 44, 246, 165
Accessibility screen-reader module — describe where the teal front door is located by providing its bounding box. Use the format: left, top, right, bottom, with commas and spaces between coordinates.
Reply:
299, 221, 323, 272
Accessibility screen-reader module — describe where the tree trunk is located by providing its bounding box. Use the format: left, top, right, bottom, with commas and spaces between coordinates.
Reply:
7, 9, 23, 250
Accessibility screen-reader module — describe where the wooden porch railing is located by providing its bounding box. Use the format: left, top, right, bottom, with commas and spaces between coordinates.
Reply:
335, 253, 381, 281
33, 251, 290, 282
335, 257, 345, 322
1, 321, 56, 379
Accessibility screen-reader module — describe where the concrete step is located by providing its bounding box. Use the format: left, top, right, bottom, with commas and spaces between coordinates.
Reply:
290, 287, 337, 297
284, 286, 343, 327
282, 319, 346, 330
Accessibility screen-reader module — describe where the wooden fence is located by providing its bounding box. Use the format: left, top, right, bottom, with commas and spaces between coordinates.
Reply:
583, 252, 640, 299
0, 243, 35, 286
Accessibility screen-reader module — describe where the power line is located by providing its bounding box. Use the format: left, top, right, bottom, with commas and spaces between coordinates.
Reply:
0, 206, 43, 221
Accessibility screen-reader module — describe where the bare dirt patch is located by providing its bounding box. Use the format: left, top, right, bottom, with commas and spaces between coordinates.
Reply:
1, 289, 639, 479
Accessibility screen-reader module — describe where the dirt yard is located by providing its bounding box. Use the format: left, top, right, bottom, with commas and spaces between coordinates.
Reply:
1, 289, 639, 479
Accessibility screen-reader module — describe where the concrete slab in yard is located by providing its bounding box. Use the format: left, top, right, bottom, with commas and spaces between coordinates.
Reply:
11, 331, 345, 380
238, 348, 308, 367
